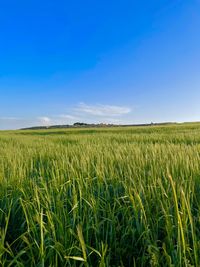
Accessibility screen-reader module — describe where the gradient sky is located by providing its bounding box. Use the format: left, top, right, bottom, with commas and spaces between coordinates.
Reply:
0, 0, 200, 129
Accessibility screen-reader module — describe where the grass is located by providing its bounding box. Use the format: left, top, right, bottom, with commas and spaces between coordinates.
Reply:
1, 123, 200, 266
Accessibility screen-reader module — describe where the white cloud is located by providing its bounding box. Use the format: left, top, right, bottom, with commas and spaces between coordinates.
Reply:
57, 114, 77, 120
0, 117, 22, 121
0, 103, 133, 129
37, 116, 52, 125
75, 103, 131, 117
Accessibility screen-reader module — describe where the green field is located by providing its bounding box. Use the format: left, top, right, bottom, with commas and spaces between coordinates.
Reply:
1, 124, 200, 266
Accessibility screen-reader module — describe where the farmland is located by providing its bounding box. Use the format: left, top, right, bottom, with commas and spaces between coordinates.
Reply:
1, 123, 200, 266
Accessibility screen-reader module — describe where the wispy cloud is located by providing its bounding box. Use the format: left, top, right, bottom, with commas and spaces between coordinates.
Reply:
37, 117, 52, 126
0, 117, 22, 121
57, 114, 77, 120
74, 103, 131, 117
0, 103, 133, 129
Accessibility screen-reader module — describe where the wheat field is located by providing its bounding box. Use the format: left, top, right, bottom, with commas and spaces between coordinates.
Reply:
1, 124, 200, 266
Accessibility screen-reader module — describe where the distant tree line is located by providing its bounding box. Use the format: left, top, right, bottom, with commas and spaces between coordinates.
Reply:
20, 121, 177, 130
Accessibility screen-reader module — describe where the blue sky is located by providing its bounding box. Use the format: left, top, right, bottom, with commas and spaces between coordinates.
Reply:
0, 0, 200, 129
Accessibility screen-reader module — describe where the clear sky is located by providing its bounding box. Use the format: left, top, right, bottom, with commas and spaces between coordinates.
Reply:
0, 0, 200, 129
